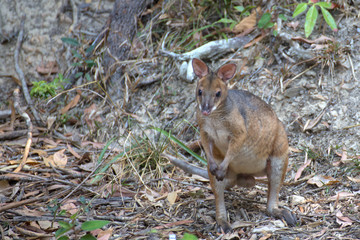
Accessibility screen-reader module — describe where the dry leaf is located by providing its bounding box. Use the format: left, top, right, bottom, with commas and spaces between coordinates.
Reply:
335, 210, 353, 228
67, 143, 81, 159
53, 149, 67, 168
167, 191, 178, 205
329, 192, 355, 201
61, 200, 78, 215
289, 146, 302, 153
47, 116, 56, 130
287, 21, 299, 30
60, 92, 81, 114
36, 61, 59, 75
96, 228, 113, 240
347, 176, 360, 183
43, 155, 54, 167
292, 35, 334, 44
307, 175, 339, 187
37, 221, 53, 230
294, 158, 312, 181
233, 7, 261, 34
31, 149, 48, 157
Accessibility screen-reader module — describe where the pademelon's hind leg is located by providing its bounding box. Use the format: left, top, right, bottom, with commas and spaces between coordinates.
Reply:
266, 151, 296, 226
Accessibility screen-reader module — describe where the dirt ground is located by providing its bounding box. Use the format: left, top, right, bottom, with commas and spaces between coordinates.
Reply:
0, 0, 359, 239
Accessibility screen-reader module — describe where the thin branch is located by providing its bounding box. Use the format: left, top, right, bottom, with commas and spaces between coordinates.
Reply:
13, 89, 32, 173
162, 153, 209, 179
14, 15, 42, 124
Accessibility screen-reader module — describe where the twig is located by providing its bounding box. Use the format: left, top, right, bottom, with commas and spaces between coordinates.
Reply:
161, 153, 209, 179
0, 197, 45, 213
343, 124, 360, 129
282, 62, 319, 92
13, 89, 32, 173
59, 156, 105, 204
69, 0, 78, 32
347, 53, 358, 81
14, 16, 42, 124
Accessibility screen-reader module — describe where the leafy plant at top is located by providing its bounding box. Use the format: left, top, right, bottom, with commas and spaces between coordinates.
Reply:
30, 73, 68, 99
61, 37, 96, 81
293, 1, 338, 38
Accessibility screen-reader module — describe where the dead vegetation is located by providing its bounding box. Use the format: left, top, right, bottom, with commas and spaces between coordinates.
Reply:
0, 0, 359, 239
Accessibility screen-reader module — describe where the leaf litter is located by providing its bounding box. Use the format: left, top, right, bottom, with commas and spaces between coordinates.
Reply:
0, 0, 359, 239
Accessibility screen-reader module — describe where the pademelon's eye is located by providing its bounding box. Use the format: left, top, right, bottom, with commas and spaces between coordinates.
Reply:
215, 91, 221, 97
198, 89, 203, 96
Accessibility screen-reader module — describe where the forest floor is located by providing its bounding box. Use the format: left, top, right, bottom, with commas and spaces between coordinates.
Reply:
0, 1, 359, 239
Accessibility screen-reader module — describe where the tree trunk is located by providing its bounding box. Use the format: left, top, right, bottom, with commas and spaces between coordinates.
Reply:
103, 0, 149, 98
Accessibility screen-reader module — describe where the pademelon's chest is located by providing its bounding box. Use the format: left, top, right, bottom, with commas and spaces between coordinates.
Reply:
202, 118, 230, 152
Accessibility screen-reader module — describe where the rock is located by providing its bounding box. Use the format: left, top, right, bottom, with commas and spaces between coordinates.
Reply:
284, 87, 304, 98
291, 195, 306, 205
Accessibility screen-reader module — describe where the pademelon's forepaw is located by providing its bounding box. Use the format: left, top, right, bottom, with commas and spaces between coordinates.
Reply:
215, 168, 226, 181
208, 161, 218, 176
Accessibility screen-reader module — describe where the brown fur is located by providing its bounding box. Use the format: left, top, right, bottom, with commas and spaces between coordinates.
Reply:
192, 58, 296, 232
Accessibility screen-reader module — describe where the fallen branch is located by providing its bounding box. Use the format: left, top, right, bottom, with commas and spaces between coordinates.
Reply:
159, 29, 257, 61
0, 197, 44, 213
14, 15, 42, 124
161, 153, 209, 179
13, 89, 32, 173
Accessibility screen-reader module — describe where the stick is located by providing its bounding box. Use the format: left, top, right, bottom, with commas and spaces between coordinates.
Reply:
162, 153, 209, 179
13, 89, 32, 173
14, 15, 42, 124
0, 197, 44, 213
159, 30, 257, 61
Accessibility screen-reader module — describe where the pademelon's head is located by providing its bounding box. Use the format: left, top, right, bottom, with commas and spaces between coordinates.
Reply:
192, 58, 236, 116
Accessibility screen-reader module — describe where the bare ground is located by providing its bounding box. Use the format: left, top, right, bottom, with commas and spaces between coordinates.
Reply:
0, 1, 359, 239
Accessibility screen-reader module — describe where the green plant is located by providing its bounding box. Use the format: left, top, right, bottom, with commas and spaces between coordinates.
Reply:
180, 232, 198, 240
30, 73, 68, 99
152, 127, 206, 165
55, 220, 110, 240
293, 1, 338, 37
49, 197, 110, 240
61, 37, 96, 81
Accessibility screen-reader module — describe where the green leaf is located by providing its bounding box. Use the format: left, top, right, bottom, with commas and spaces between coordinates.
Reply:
71, 50, 82, 59
279, 14, 287, 21
80, 234, 97, 240
85, 45, 95, 55
58, 236, 70, 240
181, 233, 198, 240
85, 73, 91, 81
81, 220, 110, 231
55, 227, 71, 238
152, 127, 207, 165
85, 60, 96, 67
234, 6, 244, 12
264, 21, 274, 29
75, 72, 83, 79
216, 18, 236, 24
258, 12, 272, 29
316, 2, 332, 9
61, 37, 80, 47
293, 3, 308, 18
320, 6, 338, 31
58, 221, 73, 229
305, 5, 318, 38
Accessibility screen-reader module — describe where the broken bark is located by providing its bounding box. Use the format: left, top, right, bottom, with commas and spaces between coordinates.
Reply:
103, 0, 152, 98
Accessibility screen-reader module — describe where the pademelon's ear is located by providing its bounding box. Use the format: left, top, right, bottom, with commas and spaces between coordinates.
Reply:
192, 58, 209, 78
217, 63, 236, 82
